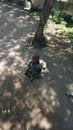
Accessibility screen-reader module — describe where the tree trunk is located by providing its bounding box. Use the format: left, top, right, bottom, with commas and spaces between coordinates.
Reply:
32, 0, 56, 47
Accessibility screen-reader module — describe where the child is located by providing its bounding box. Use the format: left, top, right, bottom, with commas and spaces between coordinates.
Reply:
25, 53, 43, 80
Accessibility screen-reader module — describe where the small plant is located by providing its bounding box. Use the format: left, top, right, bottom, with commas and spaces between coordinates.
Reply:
49, 11, 64, 24
28, 10, 40, 17
66, 28, 73, 42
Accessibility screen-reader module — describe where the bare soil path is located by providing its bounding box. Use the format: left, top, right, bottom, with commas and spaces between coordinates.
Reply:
0, 2, 73, 130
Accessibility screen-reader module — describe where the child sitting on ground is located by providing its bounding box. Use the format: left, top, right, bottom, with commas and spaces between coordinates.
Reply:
25, 53, 43, 80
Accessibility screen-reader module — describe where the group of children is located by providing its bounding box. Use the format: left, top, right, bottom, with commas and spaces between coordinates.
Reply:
25, 53, 43, 80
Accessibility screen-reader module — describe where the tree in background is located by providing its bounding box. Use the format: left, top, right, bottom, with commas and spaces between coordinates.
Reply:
32, 0, 56, 47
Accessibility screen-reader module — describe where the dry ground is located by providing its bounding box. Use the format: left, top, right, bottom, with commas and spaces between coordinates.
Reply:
0, 2, 73, 130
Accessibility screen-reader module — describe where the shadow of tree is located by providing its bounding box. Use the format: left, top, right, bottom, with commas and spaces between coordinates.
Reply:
0, 1, 73, 130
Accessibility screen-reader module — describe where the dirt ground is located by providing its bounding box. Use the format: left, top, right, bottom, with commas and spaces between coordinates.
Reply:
0, 2, 73, 130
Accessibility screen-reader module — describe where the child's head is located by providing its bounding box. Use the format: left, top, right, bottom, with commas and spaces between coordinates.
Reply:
32, 53, 40, 64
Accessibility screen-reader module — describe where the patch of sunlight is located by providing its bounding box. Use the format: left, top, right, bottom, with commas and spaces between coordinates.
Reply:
15, 56, 21, 60
0, 121, 12, 130
29, 21, 34, 24
30, 108, 41, 118
42, 89, 47, 95
26, 108, 42, 129
64, 108, 71, 123
71, 98, 73, 103
16, 21, 25, 28
19, 19, 23, 23
67, 83, 73, 91
49, 54, 54, 58
58, 75, 63, 79
8, 47, 20, 58
19, 16, 25, 19
8, 51, 16, 57
13, 28, 16, 33
20, 37, 26, 42
43, 101, 54, 113
23, 15, 30, 20
63, 67, 67, 71
11, 39, 17, 43
14, 59, 24, 67
0, 61, 7, 73
63, 38, 71, 43
66, 108, 71, 116
14, 44, 20, 50
53, 63, 58, 67
3, 91, 11, 97
11, 68, 21, 76
0, 10, 2, 13
16, 58, 24, 66
39, 117, 52, 129
66, 83, 73, 96
49, 44, 56, 48
27, 107, 52, 130
26, 122, 31, 130
39, 86, 59, 113
50, 88, 59, 108
25, 94, 39, 109
4, 22, 7, 27
40, 86, 57, 99
67, 66, 73, 72
14, 80, 22, 89
50, 93, 56, 100
3, 36, 8, 40
25, 92, 30, 98
30, 120, 37, 127
16, 123, 22, 129
2, 4, 7, 7
51, 100, 57, 106
7, 15, 14, 21
27, 33, 32, 37
66, 47, 73, 53
49, 88, 57, 99
9, 13, 14, 18
12, 62, 18, 67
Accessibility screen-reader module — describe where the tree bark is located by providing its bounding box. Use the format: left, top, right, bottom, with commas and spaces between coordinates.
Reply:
32, 0, 56, 47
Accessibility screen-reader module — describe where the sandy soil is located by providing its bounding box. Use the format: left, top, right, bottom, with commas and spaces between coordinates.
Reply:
0, 2, 73, 130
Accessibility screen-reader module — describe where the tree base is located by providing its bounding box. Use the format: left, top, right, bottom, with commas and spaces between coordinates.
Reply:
31, 36, 47, 48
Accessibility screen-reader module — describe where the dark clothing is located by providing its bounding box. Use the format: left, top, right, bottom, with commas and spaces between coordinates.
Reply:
25, 61, 42, 77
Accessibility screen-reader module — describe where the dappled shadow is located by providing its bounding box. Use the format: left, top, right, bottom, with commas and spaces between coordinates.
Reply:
0, 2, 73, 130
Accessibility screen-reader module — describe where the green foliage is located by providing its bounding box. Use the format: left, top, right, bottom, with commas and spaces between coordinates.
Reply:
52, 11, 64, 24
29, 9, 73, 42
55, 22, 73, 42
66, 28, 73, 42
31, 11, 40, 16
47, 11, 65, 24
48, 14, 73, 42
28, 10, 40, 17
68, 32, 73, 39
